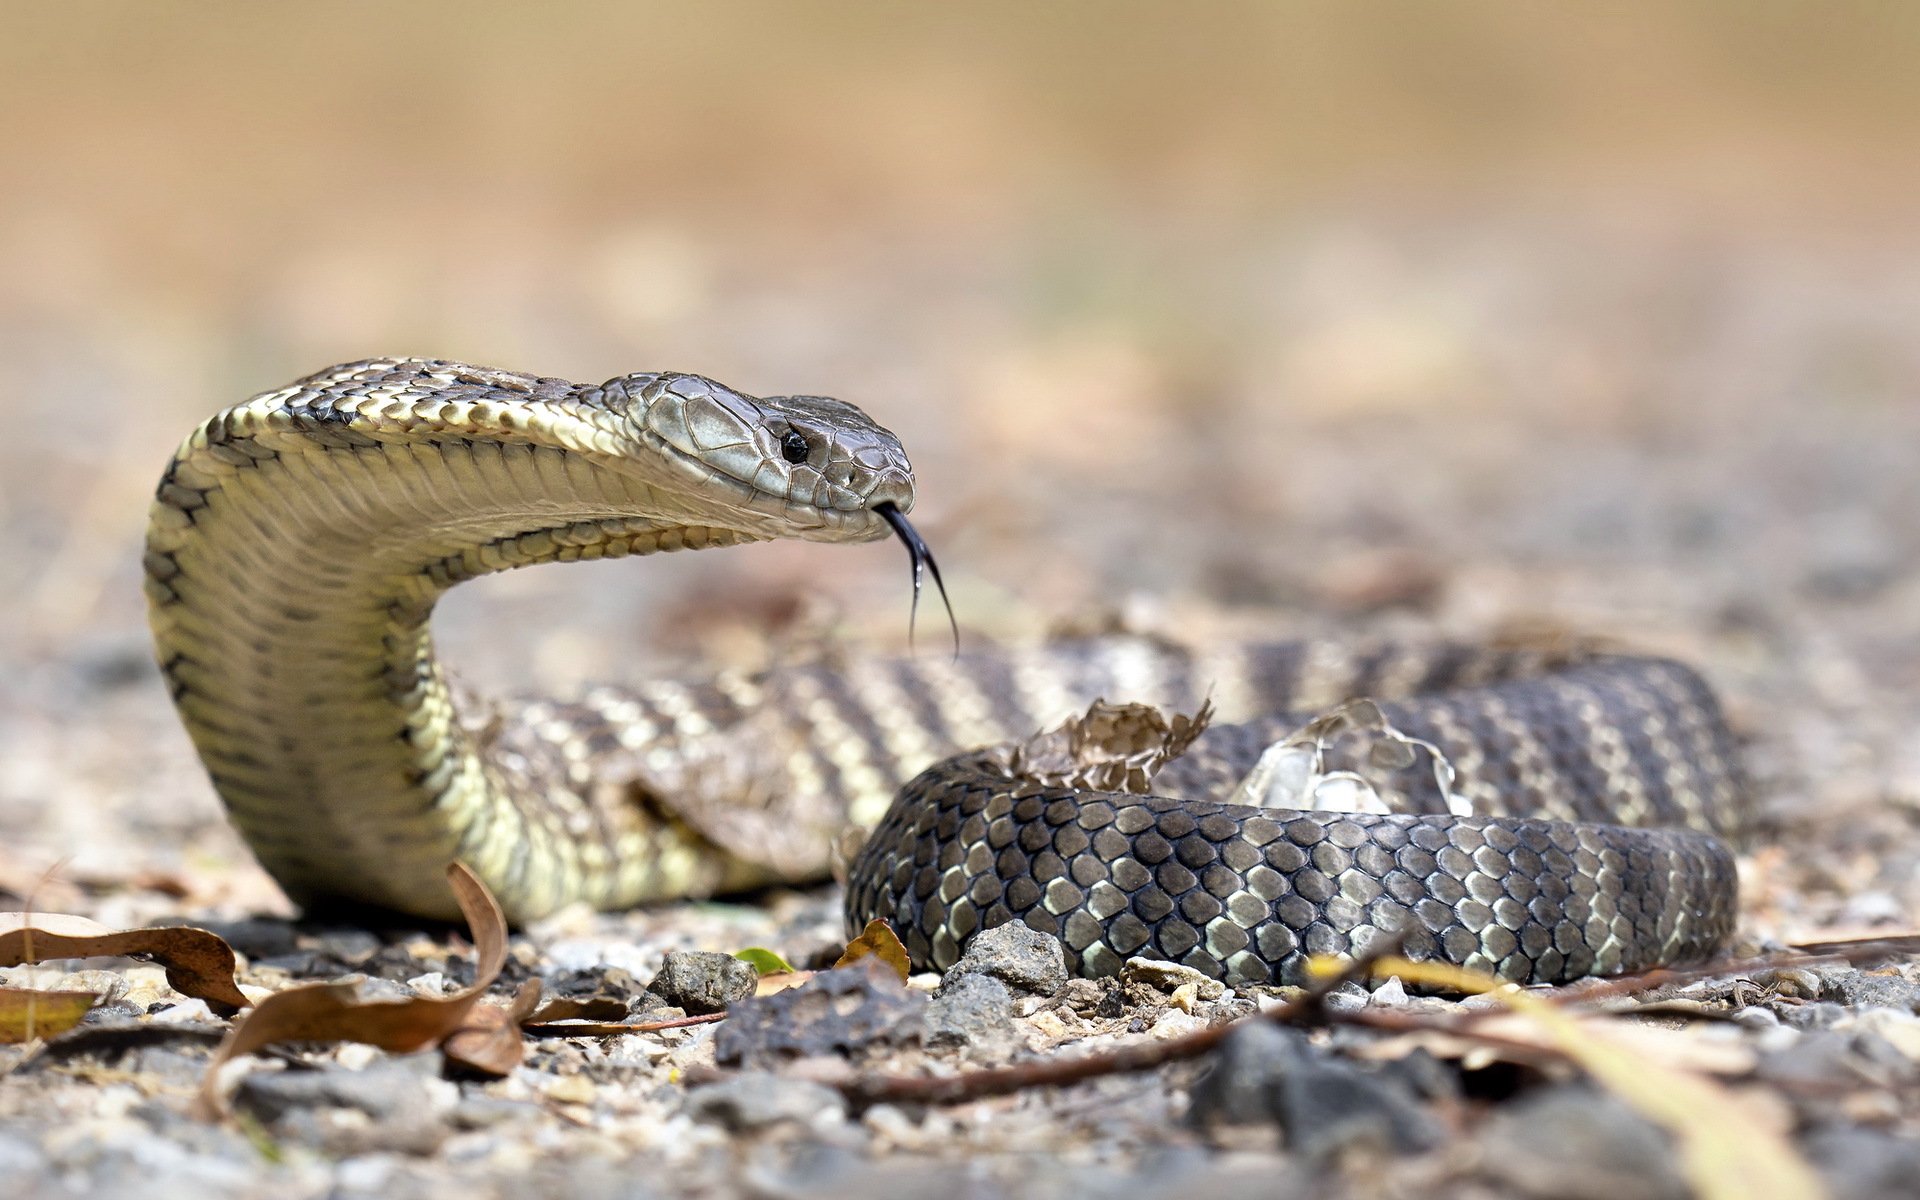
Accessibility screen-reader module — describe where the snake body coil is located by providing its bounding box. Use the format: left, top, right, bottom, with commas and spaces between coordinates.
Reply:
148, 360, 1743, 984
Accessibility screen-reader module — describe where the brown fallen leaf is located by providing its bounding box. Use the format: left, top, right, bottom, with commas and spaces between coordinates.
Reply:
524, 994, 631, 1024
196, 862, 507, 1118
0, 913, 248, 1013
754, 970, 815, 997
834, 919, 910, 983
0, 987, 99, 1043
443, 979, 545, 1077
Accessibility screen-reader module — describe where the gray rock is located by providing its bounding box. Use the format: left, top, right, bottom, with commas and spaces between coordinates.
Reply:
1759, 1029, 1917, 1090
1189, 1020, 1439, 1160
943, 921, 1069, 999
233, 1058, 436, 1123
1121, 958, 1225, 1001
1818, 968, 1920, 1011
1804, 1125, 1920, 1200
714, 961, 925, 1067
927, 972, 1016, 1053
1777, 1001, 1849, 1030
684, 1072, 848, 1131
647, 949, 758, 1015
1478, 1085, 1686, 1200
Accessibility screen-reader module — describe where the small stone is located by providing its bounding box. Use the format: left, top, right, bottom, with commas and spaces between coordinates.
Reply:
715, 961, 925, 1067
1478, 1085, 1686, 1200
1777, 1001, 1848, 1030
1061, 978, 1108, 1013
926, 973, 1015, 1053
943, 922, 1069, 999
1189, 1020, 1439, 1159
1759, 1030, 1917, 1090
406, 971, 452, 997
234, 1058, 437, 1124
1122, 958, 1226, 1002
684, 1072, 847, 1131
1804, 1124, 1920, 1200
51, 970, 128, 1008
542, 965, 646, 1000
1818, 968, 1920, 1012
1150, 1008, 1208, 1039
647, 950, 759, 1015
544, 1074, 597, 1105
1368, 976, 1410, 1007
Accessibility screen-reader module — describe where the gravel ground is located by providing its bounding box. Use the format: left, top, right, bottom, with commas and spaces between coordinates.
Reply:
5, 8, 1920, 1198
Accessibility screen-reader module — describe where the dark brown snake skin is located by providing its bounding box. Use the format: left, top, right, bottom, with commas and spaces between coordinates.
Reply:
846, 653, 1742, 985
148, 359, 1745, 987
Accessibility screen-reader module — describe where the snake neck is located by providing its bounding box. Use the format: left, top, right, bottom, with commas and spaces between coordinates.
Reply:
146, 408, 763, 920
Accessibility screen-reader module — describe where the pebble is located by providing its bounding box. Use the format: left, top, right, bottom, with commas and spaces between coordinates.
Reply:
1759, 1029, 1918, 1090
1121, 958, 1226, 1002
646, 950, 758, 1014
1188, 1020, 1439, 1159
234, 1058, 442, 1124
942, 922, 1069, 999
1804, 1124, 1920, 1200
926, 972, 1016, 1054
1477, 1085, 1687, 1200
1817, 967, 1920, 1012
714, 962, 926, 1066
683, 1072, 848, 1132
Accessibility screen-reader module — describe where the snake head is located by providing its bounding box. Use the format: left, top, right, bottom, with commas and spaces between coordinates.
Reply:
616, 372, 915, 544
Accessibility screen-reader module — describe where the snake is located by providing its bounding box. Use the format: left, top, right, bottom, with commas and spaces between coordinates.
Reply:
146, 359, 1743, 986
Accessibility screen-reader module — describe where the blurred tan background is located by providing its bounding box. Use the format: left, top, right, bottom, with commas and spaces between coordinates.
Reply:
2, 4, 1917, 922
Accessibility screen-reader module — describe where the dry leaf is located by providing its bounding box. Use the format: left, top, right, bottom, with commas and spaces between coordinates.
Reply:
834, 919, 910, 982
524, 995, 631, 1024
197, 862, 507, 1118
443, 979, 544, 1076
754, 970, 815, 997
0, 987, 99, 1042
1361, 956, 1824, 1200
0, 914, 248, 1013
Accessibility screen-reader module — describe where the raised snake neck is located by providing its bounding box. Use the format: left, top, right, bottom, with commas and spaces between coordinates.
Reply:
148, 359, 1744, 983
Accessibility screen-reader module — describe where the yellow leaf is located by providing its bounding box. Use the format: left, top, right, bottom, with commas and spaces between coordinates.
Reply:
834, 919, 910, 982
0, 987, 98, 1042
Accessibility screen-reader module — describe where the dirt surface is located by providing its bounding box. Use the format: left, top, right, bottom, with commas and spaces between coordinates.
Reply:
3, 7, 1920, 1198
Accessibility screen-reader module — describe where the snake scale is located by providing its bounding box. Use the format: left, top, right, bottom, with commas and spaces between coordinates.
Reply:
147, 359, 1743, 986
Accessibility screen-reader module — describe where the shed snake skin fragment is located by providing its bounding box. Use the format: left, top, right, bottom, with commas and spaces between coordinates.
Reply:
147, 359, 1743, 984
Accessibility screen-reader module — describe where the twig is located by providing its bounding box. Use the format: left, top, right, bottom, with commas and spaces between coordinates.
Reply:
524, 1010, 728, 1038
1524, 940, 1913, 1014
831, 933, 1406, 1108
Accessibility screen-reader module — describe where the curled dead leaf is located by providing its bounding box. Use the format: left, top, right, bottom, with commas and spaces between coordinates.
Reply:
834, 919, 910, 983
524, 995, 631, 1024
443, 979, 544, 1077
196, 862, 508, 1118
0, 914, 248, 1013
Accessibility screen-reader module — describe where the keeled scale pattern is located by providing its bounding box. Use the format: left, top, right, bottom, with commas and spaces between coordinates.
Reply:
846, 658, 1742, 985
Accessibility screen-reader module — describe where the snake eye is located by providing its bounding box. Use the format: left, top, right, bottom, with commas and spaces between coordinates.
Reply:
780, 429, 812, 464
